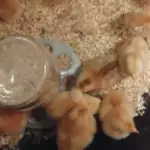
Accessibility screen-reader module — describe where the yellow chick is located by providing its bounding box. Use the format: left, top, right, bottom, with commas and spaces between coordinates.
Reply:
70, 88, 101, 115
99, 91, 138, 140
57, 105, 96, 150
43, 88, 101, 119
82, 93, 101, 115
116, 36, 150, 77
42, 90, 77, 120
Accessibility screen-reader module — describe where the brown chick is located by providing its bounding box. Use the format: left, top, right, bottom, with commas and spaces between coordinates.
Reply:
0, 109, 27, 136
0, 0, 20, 21
122, 12, 150, 28
76, 58, 121, 93
142, 0, 150, 5
99, 91, 138, 140
57, 105, 96, 150
116, 36, 150, 77
43, 88, 101, 119
122, 11, 150, 39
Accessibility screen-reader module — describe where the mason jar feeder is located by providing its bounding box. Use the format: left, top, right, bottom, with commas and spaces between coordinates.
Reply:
0, 35, 81, 129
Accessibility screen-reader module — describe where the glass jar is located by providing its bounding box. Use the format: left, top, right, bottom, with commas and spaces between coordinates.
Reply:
0, 35, 60, 110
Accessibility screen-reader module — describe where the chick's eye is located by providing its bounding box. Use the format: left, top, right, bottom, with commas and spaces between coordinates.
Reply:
79, 78, 91, 88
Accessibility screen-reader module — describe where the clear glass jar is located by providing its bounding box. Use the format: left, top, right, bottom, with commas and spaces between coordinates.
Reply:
0, 35, 60, 110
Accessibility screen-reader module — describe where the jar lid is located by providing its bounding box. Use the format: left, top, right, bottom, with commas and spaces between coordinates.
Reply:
0, 35, 50, 107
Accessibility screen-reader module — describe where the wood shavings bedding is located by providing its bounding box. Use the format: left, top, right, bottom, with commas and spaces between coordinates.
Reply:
0, 134, 23, 149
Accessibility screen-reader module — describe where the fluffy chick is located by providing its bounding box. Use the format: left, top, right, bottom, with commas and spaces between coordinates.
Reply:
82, 93, 101, 115
122, 12, 150, 28
116, 36, 150, 77
57, 105, 96, 150
76, 55, 121, 93
70, 88, 101, 115
43, 90, 77, 120
99, 91, 138, 140
43, 88, 101, 119
0, 0, 20, 21
121, 11, 150, 39
0, 109, 27, 136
